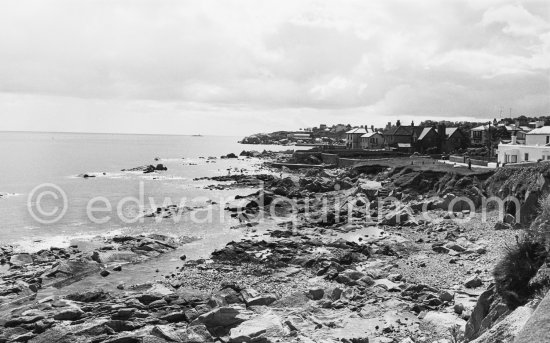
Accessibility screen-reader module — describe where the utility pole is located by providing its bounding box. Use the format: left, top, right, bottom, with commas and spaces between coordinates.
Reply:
488, 121, 492, 158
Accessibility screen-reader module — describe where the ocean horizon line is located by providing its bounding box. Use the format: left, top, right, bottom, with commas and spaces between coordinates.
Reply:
0, 130, 244, 138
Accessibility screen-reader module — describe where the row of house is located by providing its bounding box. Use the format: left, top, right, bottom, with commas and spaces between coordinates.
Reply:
345, 121, 468, 153
470, 120, 544, 145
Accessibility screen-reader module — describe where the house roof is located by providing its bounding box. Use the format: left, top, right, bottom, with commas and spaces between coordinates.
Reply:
418, 127, 433, 141
471, 125, 489, 131
384, 125, 423, 137
345, 128, 368, 134
361, 132, 382, 138
527, 126, 550, 135
445, 127, 459, 137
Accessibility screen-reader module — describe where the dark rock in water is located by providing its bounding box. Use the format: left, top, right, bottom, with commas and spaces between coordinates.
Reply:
221, 153, 238, 159
180, 254, 187, 261
100, 270, 110, 277
122, 164, 167, 174
240, 150, 261, 157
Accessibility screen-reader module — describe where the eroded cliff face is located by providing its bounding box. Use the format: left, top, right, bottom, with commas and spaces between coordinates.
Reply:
462, 165, 550, 342
483, 165, 550, 224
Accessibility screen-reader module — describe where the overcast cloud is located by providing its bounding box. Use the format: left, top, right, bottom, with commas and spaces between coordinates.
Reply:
0, 0, 549, 135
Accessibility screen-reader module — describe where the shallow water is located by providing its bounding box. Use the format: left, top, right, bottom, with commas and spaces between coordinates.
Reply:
0, 132, 302, 250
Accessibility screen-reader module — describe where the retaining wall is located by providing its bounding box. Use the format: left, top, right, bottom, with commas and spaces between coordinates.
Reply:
450, 155, 466, 163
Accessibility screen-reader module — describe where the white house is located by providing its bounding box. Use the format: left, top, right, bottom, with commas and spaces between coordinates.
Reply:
497, 127, 550, 164
361, 132, 384, 149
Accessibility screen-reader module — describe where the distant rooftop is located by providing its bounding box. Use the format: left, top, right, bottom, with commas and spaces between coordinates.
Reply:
527, 126, 550, 135
471, 125, 489, 131
346, 128, 368, 134
361, 132, 381, 138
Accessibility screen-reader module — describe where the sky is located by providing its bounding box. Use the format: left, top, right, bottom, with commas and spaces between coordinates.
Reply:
0, 0, 549, 136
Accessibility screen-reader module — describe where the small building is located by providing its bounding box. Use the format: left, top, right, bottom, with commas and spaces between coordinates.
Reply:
471, 125, 489, 145
345, 127, 367, 149
361, 132, 384, 149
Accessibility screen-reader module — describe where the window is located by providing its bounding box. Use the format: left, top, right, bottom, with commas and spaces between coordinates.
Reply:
525, 153, 529, 161
506, 155, 518, 163
546, 136, 549, 144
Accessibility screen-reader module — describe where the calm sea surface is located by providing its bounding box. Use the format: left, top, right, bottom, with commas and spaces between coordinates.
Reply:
0, 132, 300, 254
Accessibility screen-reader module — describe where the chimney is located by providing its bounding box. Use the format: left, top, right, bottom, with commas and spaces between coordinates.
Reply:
411, 121, 415, 127
371, 125, 374, 131
438, 123, 446, 153
396, 120, 401, 127
511, 134, 517, 144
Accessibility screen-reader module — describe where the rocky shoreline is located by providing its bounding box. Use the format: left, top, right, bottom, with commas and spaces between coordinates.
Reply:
1, 152, 548, 342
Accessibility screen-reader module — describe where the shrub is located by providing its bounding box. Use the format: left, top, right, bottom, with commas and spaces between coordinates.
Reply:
493, 194, 550, 308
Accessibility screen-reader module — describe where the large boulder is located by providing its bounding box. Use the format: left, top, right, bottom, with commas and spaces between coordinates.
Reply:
53, 307, 84, 321
10, 253, 33, 266
229, 313, 285, 342
470, 305, 534, 343
464, 285, 510, 341
194, 307, 251, 328
381, 209, 410, 226
91, 250, 139, 263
